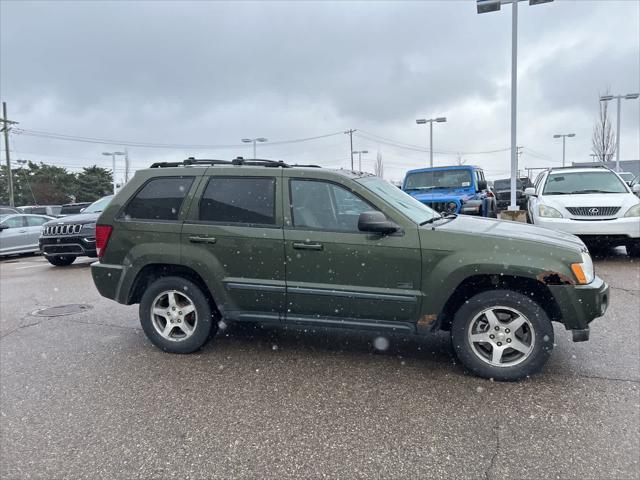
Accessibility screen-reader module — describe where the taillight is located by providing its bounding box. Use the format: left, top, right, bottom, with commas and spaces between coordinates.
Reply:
95, 225, 113, 258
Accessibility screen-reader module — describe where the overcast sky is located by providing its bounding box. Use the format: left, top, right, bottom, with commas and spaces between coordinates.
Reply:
1, 0, 639, 183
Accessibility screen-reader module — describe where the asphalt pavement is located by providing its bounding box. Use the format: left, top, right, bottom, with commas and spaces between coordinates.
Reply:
1, 251, 638, 479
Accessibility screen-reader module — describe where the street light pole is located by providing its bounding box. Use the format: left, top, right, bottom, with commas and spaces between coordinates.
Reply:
509, 0, 518, 211
241, 137, 268, 158
553, 133, 576, 167
102, 151, 125, 194
477, 0, 554, 211
599, 93, 639, 172
352, 150, 368, 171
416, 117, 447, 168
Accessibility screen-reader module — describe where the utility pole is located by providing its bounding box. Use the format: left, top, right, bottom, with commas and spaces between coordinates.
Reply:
1, 102, 18, 207
344, 129, 356, 170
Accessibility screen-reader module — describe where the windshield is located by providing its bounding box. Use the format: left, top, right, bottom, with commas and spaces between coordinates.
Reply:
83, 195, 114, 213
543, 171, 628, 195
357, 176, 439, 224
404, 169, 473, 191
494, 178, 527, 190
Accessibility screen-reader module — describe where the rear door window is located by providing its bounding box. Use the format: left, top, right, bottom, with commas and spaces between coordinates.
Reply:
123, 177, 195, 221
26, 216, 49, 226
199, 177, 276, 225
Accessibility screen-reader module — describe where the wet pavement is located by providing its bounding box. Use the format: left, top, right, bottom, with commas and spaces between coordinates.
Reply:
1, 250, 638, 479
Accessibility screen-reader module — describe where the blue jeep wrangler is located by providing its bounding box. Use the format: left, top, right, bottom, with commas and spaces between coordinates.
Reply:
402, 165, 497, 217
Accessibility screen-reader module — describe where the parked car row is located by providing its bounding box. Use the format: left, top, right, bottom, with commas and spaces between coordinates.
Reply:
0, 197, 112, 260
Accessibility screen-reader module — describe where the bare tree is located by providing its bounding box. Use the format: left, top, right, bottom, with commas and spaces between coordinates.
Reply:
591, 90, 616, 162
374, 151, 384, 178
456, 153, 467, 166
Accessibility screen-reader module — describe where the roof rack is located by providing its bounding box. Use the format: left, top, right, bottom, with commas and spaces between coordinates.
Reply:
149, 157, 323, 169
549, 165, 610, 170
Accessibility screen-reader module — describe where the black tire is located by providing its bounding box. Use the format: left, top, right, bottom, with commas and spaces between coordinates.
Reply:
451, 289, 554, 381
627, 241, 640, 257
139, 276, 217, 354
46, 255, 76, 266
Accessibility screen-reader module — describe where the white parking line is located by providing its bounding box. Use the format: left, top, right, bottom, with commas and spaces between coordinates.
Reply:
15, 264, 50, 270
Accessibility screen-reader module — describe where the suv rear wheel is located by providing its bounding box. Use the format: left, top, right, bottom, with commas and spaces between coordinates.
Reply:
451, 289, 554, 381
139, 276, 217, 353
46, 255, 76, 266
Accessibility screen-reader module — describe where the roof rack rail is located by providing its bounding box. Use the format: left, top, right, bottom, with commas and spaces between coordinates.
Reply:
149, 157, 298, 168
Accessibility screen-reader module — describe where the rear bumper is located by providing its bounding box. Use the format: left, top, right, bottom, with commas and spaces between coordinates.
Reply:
91, 261, 126, 302
548, 276, 609, 342
534, 217, 640, 239
39, 235, 97, 257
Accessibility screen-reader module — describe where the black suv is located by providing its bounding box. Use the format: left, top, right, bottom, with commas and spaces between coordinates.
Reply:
493, 177, 534, 212
39, 195, 113, 266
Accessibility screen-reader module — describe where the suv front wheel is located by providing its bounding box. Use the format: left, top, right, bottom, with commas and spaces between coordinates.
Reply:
139, 276, 217, 353
451, 290, 554, 381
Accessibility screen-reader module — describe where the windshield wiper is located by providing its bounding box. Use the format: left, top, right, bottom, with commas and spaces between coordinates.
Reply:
419, 214, 442, 225
570, 189, 620, 194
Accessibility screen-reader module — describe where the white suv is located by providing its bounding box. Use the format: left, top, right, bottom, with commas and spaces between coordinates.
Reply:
526, 167, 640, 256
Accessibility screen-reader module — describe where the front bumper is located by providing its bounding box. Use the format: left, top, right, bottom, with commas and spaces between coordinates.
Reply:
548, 276, 610, 342
39, 235, 97, 257
534, 216, 640, 238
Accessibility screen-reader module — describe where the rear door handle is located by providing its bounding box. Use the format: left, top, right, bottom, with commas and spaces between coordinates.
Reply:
188, 236, 217, 244
292, 242, 323, 251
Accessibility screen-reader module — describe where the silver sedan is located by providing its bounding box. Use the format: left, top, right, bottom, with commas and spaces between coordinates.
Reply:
0, 214, 54, 257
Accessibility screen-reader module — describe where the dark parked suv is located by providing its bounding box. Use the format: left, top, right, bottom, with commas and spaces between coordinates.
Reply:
40, 195, 113, 266
91, 157, 609, 380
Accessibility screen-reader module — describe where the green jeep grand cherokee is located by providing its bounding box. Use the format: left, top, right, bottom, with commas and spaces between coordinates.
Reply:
91, 158, 609, 381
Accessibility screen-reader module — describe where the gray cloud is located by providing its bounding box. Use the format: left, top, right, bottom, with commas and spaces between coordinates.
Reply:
1, 0, 638, 182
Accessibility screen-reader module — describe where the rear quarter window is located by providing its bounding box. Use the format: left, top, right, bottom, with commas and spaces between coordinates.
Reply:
122, 177, 195, 221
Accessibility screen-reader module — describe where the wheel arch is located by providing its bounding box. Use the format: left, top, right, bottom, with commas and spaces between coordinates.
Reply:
436, 274, 562, 331
128, 263, 219, 314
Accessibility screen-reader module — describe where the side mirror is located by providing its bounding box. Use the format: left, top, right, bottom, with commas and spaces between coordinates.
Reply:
358, 211, 399, 235
477, 180, 488, 191
524, 187, 537, 197
632, 184, 640, 194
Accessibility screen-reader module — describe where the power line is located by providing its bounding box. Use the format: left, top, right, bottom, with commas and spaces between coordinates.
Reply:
12, 128, 345, 150
355, 130, 511, 156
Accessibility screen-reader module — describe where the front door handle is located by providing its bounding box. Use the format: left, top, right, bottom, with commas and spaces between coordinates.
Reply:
292, 242, 323, 251
189, 235, 217, 244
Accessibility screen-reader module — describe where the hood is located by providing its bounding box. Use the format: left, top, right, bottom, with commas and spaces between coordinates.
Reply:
430, 215, 585, 251
540, 193, 638, 209
44, 212, 100, 226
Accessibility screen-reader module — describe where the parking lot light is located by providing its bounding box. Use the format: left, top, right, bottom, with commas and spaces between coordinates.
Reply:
553, 133, 576, 167
352, 150, 369, 171
242, 137, 268, 158
102, 151, 125, 194
477, 0, 554, 211
415, 117, 447, 168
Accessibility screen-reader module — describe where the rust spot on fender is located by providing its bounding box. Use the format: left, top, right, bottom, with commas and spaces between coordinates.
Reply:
537, 271, 575, 286
418, 314, 437, 326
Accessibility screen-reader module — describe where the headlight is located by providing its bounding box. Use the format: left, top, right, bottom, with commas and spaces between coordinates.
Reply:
81, 223, 96, 231
571, 251, 595, 285
624, 203, 640, 217
538, 205, 562, 218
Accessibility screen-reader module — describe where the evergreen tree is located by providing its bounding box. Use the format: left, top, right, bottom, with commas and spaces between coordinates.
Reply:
76, 166, 113, 202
